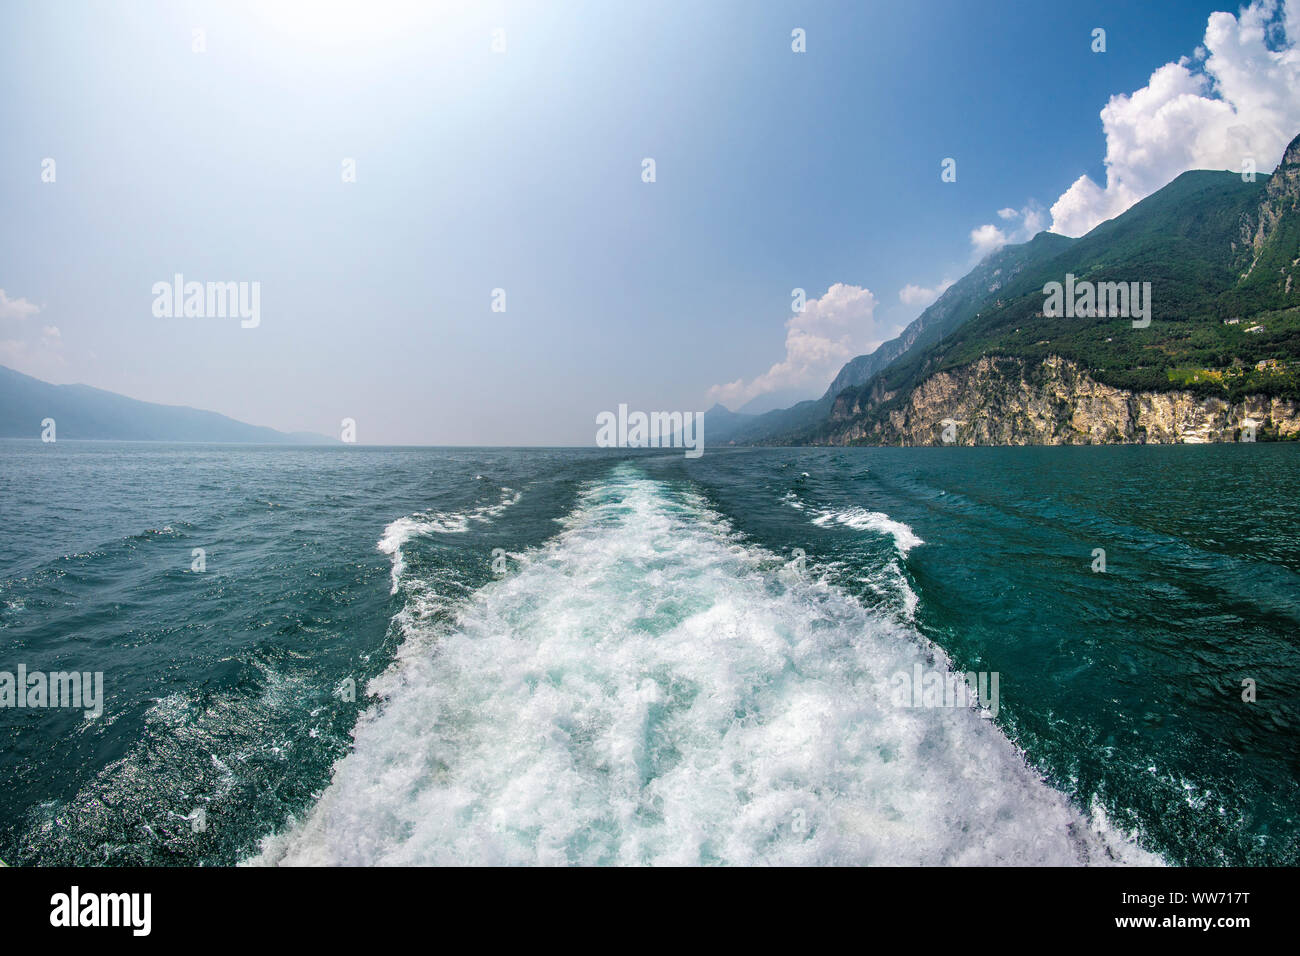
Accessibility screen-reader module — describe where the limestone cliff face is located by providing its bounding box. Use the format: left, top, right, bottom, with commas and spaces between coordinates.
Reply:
1241, 132, 1300, 287
826, 356, 1300, 445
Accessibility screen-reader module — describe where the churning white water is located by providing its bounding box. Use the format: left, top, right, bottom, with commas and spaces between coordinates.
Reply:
254, 465, 1158, 866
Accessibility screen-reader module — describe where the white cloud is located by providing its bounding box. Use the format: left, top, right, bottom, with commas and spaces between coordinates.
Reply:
706, 283, 884, 408
0, 337, 63, 377
0, 297, 63, 376
969, 223, 1009, 259
969, 201, 1049, 259
1019, 204, 1047, 236
0, 289, 40, 321
1050, 0, 1300, 237
899, 278, 955, 309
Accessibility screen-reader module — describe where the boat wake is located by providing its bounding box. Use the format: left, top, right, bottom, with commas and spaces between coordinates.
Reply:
253, 465, 1159, 866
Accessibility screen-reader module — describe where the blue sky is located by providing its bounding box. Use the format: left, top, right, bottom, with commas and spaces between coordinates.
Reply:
2, 0, 1297, 443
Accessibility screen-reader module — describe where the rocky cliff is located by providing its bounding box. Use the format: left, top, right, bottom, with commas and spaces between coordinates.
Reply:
825, 355, 1300, 445
721, 133, 1300, 449
1239, 131, 1300, 293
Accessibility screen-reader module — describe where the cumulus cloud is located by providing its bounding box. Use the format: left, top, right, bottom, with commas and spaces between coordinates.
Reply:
968, 201, 1049, 259
706, 283, 884, 408
899, 278, 955, 309
0, 289, 40, 321
1017, 204, 1047, 236
1050, 0, 1300, 237
969, 223, 1010, 259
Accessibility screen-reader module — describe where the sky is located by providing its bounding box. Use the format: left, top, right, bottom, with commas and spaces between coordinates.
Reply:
2, 0, 1298, 444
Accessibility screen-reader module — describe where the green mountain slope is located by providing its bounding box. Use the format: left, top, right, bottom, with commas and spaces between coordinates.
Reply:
707, 232, 1077, 445
822, 231, 1076, 399
813, 132, 1300, 441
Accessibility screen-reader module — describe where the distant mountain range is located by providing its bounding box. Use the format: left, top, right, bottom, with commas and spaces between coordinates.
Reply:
708, 130, 1300, 445
0, 365, 330, 443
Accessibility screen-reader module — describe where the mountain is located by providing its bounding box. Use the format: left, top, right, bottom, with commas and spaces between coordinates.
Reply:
735, 388, 817, 416
811, 134, 1300, 444
702, 394, 829, 445
706, 222, 1076, 445
696, 402, 754, 443
725, 131, 1300, 446
820, 231, 1076, 400
0, 365, 331, 443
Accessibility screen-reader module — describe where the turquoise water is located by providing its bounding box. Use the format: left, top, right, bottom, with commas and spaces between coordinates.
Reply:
0, 441, 1295, 865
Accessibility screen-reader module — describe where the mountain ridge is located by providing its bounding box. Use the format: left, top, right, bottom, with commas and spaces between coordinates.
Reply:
0, 364, 332, 443
716, 132, 1300, 446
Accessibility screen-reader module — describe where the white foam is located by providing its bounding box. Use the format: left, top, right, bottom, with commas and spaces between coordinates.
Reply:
377, 488, 521, 593
812, 507, 925, 555
860, 557, 921, 622
253, 466, 1159, 866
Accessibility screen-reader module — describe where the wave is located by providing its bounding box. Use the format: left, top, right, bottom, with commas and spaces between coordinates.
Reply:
810, 507, 925, 555
783, 496, 923, 620
253, 465, 1158, 866
377, 487, 522, 593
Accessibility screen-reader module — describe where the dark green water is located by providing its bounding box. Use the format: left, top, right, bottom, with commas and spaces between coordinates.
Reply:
0, 441, 1295, 865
